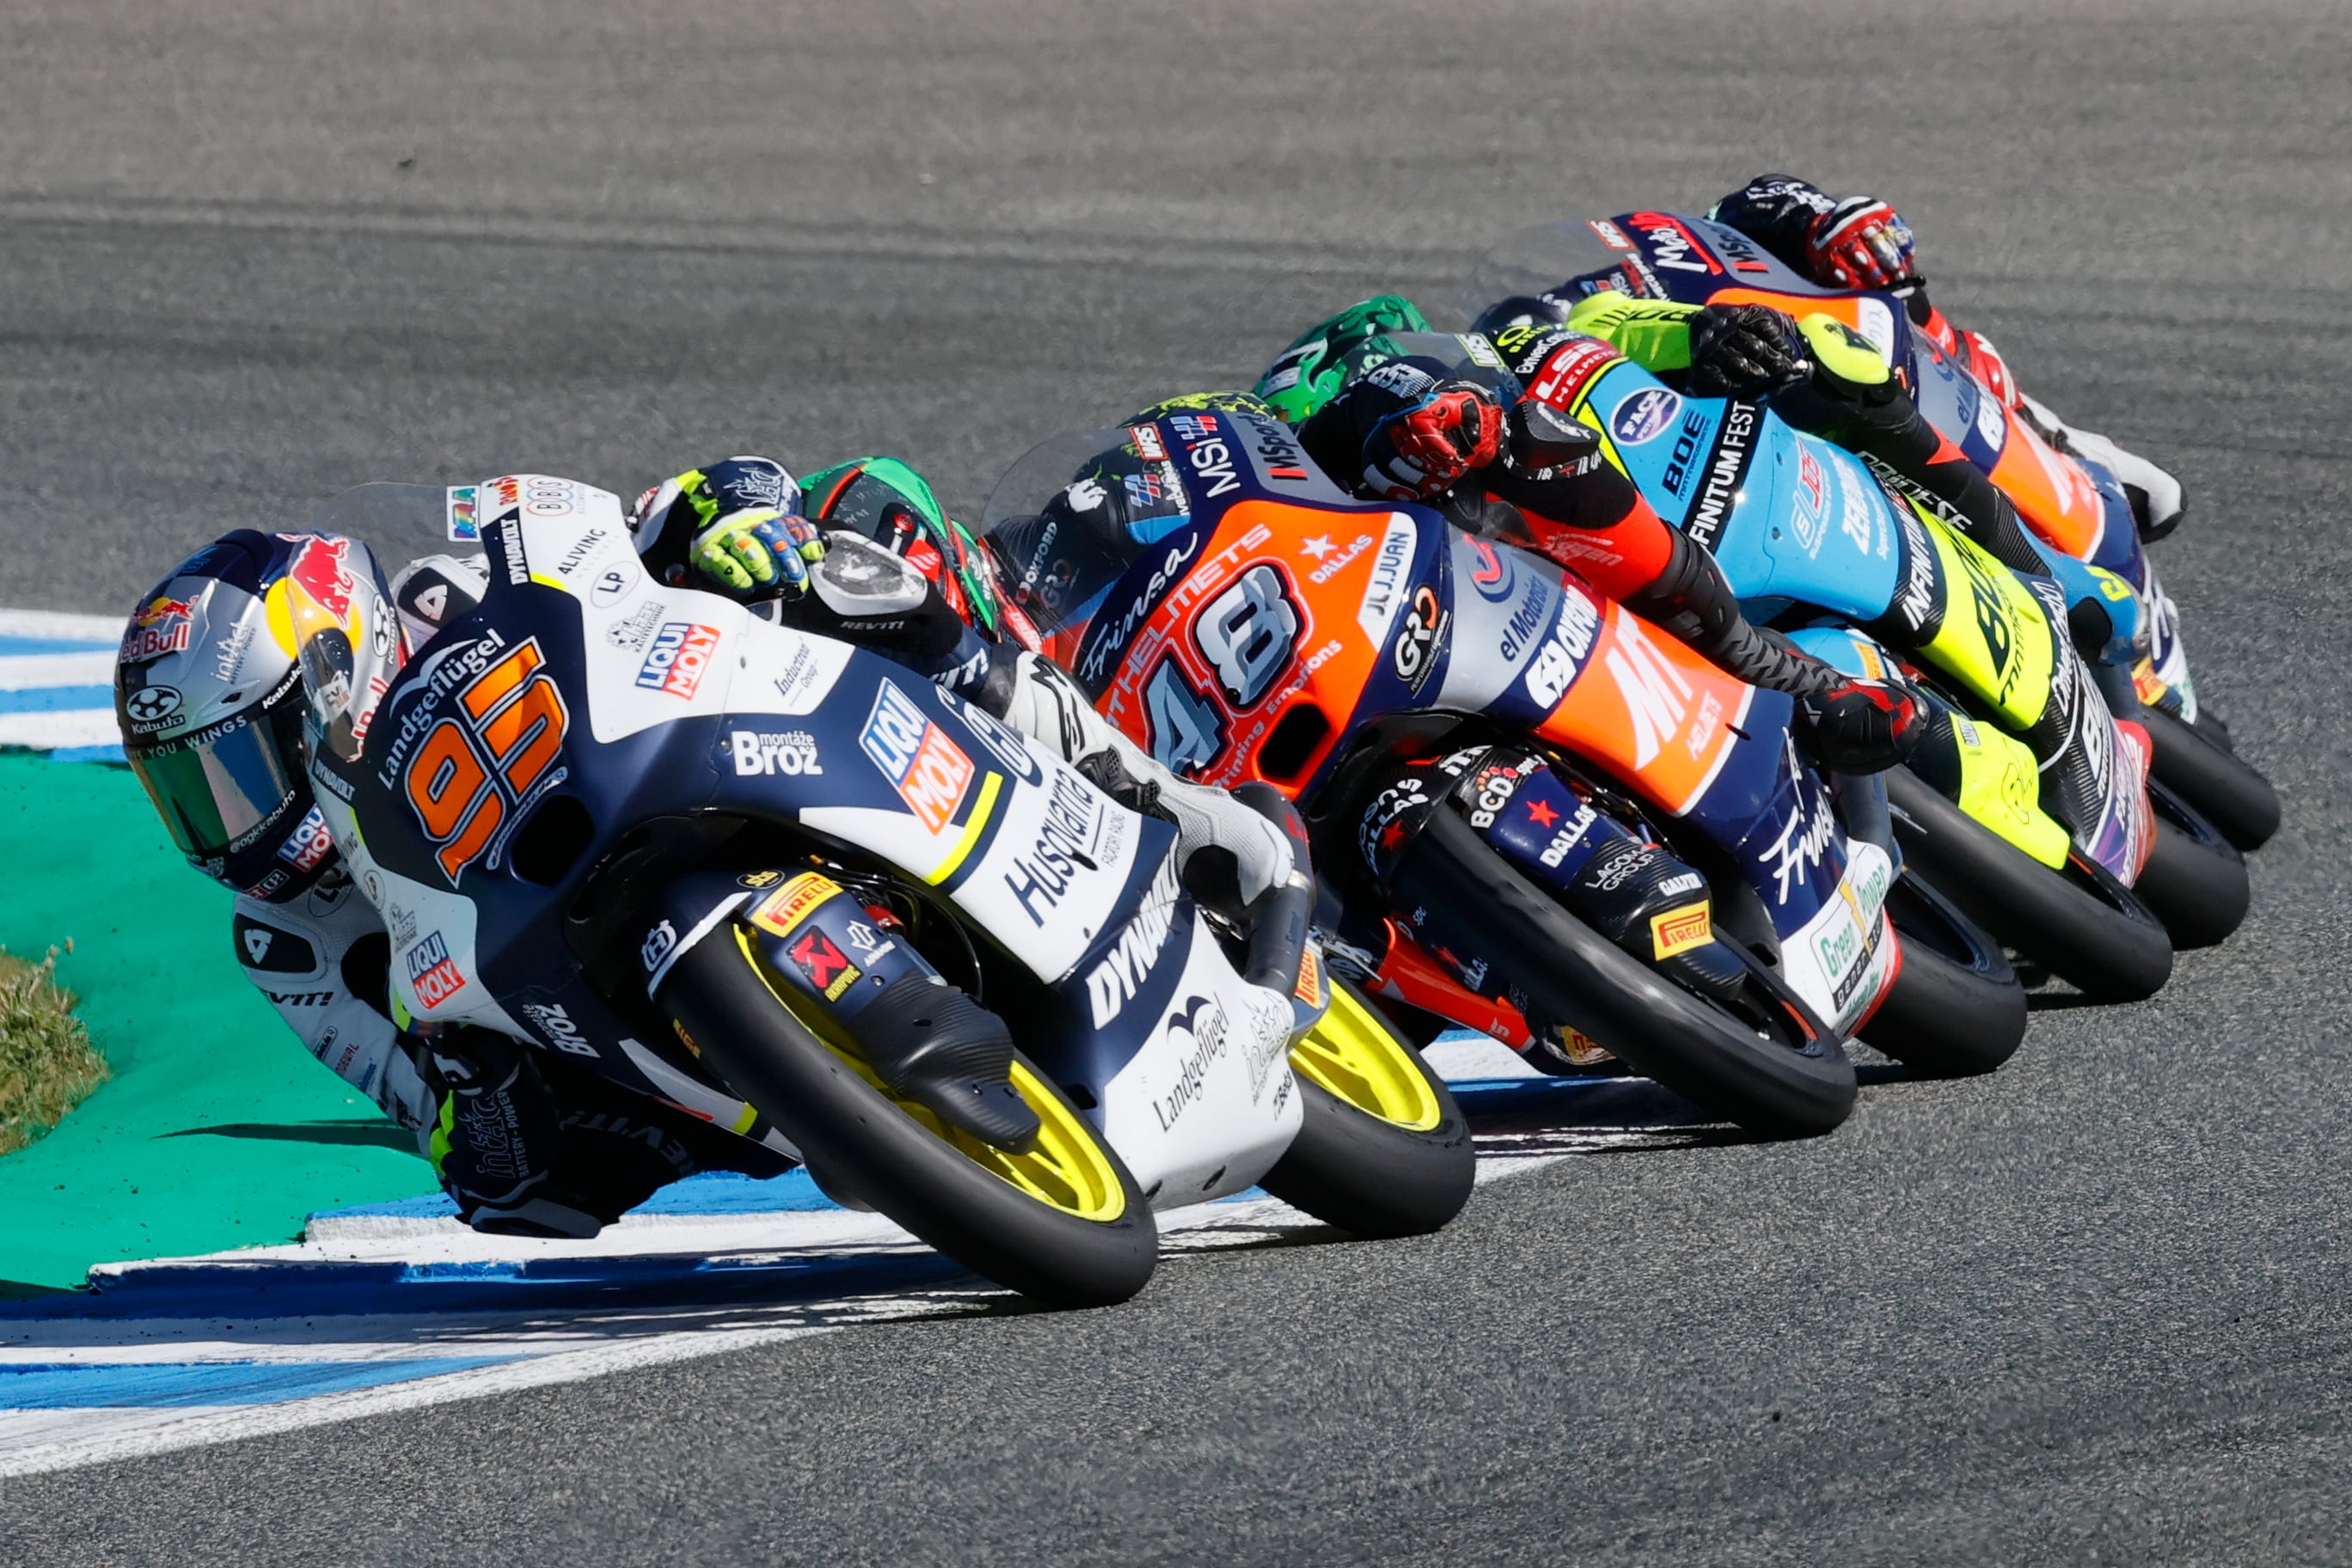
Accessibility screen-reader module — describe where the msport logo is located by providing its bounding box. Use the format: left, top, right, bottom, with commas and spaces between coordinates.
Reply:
1609, 387, 1683, 445
634, 622, 721, 701
860, 679, 976, 835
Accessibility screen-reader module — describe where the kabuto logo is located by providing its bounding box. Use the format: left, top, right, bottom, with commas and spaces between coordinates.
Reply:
1609, 387, 1683, 445
405, 930, 468, 1008
860, 678, 975, 835
634, 622, 721, 701
123, 683, 181, 730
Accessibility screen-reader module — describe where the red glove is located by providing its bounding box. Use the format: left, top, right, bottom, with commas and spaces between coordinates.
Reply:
1797, 677, 1921, 775
1363, 383, 1504, 500
1805, 197, 1921, 291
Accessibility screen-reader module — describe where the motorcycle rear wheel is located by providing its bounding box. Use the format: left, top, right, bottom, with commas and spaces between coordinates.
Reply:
2129, 780, 2251, 951
2141, 704, 2279, 850
1393, 807, 1856, 1139
1257, 979, 1475, 1239
1883, 765, 2172, 1003
1858, 870, 2028, 1077
662, 925, 1157, 1309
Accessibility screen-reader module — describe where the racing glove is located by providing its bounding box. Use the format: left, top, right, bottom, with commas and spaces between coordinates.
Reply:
991, 651, 1298, 916
693, 508, 824, 599
1806, 196, 1921, 291
1361, 378, 1504, 500
1684, 303, 1813, 398
1795, 677, 1922, 775
417, 1029, 605, 1240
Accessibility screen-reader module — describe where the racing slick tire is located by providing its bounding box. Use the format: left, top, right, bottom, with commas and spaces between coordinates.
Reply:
1859, 869, 2029, 1077
2129, 779, 2252, 951
1883, 764, 2172, 1003
662, 922, 1157, 1309
2142, 703, 2280, 850
1258, 979, 1475, 1239
1393, 806, 1857, 1139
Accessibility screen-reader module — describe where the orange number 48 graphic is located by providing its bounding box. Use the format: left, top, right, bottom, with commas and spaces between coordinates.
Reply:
403, 640, 569, 882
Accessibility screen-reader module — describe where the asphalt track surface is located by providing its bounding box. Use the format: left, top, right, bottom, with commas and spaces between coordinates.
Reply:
4, 0, 2351, 1560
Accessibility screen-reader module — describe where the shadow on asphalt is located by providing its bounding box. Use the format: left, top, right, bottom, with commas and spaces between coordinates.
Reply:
156, 1122, 420, 1150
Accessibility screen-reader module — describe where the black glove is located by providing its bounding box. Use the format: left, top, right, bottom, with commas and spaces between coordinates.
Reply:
419, 1029, 603, 1239
1685, 304, 1812, 398
1795, 677, 1922, 775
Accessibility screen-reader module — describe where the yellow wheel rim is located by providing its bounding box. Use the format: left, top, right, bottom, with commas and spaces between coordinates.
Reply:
735, 930, 1126, 1222
1290, 982, 1442, 1132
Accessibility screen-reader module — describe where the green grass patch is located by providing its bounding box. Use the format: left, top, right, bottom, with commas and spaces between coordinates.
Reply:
0, 944, 110, 1155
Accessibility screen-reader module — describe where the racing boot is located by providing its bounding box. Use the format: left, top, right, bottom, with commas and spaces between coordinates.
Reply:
2018, 395, 2187, 543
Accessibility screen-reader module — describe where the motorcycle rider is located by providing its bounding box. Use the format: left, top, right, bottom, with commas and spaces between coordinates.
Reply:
1251, 299, 1923, 776
1687, 174, 2184, 542
118, 456, 1296, 1240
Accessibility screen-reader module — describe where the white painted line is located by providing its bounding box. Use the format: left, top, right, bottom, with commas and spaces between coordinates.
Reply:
0, 709, 121, 749
0, 610, 122, 642
0, 652, 116, 691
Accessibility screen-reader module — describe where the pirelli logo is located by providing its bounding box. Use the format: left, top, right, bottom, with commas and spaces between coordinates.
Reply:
748, 872, 842, 938
1649, 903, 1715, 960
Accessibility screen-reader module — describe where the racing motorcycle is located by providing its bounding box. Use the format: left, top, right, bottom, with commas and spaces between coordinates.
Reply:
1467, 214, 2280, 852
983, 407, 2030, 1141
1503, 338, 2250, 977
279, 480, 1474, 1308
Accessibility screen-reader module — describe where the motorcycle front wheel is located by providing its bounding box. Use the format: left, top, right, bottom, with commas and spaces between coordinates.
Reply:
1257, 978, 1476, 1239
1858, 869, 2029, 1077
1883, 765, 2171, 1002
661, 924, 1157, 1309
2141, 704, 2279, 851
2129, 779, 2251, 951
1392, 806, 1856, 1139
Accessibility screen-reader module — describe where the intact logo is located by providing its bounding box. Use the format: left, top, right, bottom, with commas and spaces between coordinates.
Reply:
276, 805, 336, 872
1608, 387, 1682, 445
634, 622, 722, 701
405, 930, 467, 1008
121, 594, 196, 663
861, 679, 976, 834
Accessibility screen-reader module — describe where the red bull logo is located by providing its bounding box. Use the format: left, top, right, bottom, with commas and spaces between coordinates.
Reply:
288, 536, 354, 620
120, 595, 195, 662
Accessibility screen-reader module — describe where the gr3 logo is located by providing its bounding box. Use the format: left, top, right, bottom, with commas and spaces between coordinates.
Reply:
1392, 585, 1447, 695
401, 639, 569, 883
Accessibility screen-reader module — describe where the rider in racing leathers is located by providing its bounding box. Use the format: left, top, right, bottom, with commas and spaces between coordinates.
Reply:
1250, 299, 1924, 776
1702, 174, 2187, 542
118, 457, 1296, 1239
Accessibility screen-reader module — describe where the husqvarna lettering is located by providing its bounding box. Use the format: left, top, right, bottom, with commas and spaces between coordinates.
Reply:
1002, 767, 1109, 927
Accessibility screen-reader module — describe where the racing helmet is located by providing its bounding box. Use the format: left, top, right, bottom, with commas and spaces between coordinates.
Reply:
805, 456, 1014, 642
1470, 293, 1573, 343
1253, 295, 1433, 423
115, 530, 381, 902
979, 427, 1192, 646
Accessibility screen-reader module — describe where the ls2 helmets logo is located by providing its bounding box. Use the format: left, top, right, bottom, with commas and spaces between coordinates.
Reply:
1609, 387, 1683, 445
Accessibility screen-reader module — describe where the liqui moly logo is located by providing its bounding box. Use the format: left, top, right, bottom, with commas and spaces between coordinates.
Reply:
634, 622, 721, 701
860, 678, 976, 835
405, 930, 467, 1008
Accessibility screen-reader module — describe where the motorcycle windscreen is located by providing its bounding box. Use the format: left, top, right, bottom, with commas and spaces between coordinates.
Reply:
978, 426, 1191, 637
1458, 220, 1636, 326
